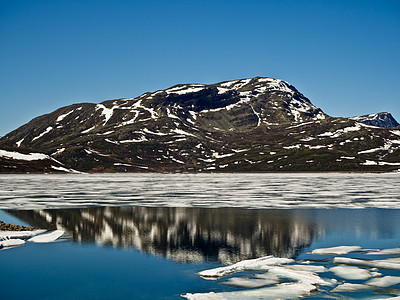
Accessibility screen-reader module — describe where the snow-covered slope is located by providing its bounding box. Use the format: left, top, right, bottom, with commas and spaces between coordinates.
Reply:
350, 112, 399, 128
0, 148, 80, 173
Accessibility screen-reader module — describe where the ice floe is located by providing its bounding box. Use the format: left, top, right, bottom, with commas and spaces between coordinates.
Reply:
0, 237, 26, 248
222, 277, 278, 288
312, 245, 362, 255
366, 276, 400, 287
184, 264, 331, 299
333, 257, 400, 270
0, 229, 47, 239
183, 244, 400, 299
27, 230, 64, 243
331, 282, 371, 292
330, 265, 372, 280
199, 256, 294, 278
0, 229, 64, 249
367, 247, 400, 255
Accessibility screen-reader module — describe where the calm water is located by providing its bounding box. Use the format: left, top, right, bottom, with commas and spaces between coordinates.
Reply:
1, 173, 400, 299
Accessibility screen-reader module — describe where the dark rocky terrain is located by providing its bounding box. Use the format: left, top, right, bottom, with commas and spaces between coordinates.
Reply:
0, 220, 34, 231
1, 77, 399, 173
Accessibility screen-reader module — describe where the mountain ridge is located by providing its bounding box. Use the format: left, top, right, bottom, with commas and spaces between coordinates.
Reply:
1, 77, 399, 173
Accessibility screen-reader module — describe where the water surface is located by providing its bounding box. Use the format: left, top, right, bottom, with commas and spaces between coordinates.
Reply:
1, 173, 400, 299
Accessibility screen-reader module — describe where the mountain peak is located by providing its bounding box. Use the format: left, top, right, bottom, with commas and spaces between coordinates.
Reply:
350, 112, 399, 128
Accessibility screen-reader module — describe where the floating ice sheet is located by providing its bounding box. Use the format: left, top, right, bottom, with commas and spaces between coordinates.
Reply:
333, 257, 400, 270
329, 266, 372, 280
185, 266, 331, 299
366, 276, 400, 288
0, 230, 46, 239
198, 256, 294, 278
27, 230, 64, 243
222, 277, 277, 288
0, 237, 25, 248
312, 245, 362, 255
366, 248, 400, 255
331, 282, 371, 292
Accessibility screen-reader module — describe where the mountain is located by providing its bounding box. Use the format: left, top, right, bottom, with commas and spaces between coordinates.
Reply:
350, 112, 399, 128
1, 77, 399, 173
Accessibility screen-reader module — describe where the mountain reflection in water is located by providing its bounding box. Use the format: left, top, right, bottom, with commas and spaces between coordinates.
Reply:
8, 207, 398, 264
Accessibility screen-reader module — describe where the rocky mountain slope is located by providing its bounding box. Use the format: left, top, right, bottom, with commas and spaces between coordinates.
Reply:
1, 77, 399, 172
0, 147, 79, 173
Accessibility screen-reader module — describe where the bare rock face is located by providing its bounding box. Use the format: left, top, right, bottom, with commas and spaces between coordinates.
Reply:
1, 77, 399, 173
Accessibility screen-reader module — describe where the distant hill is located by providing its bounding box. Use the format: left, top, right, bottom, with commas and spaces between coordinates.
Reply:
1, 77, 399, 173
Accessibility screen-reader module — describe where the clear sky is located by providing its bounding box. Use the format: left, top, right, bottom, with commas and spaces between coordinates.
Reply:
1, 0, 399, 136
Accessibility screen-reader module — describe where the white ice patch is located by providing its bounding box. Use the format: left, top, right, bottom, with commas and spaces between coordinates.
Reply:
198, 256, 294, 278
171, 129, 196, 137
96, 104, 115, 124
56, 110, 74, 122
391, 130, 400, 137
0, 237, 25, 248
361, 160, 378, 166
319, 124, 362, 139
185, 265, 331, 300
249, 104, 262, 126
16, 138, 25, 147
330, 266, 372, 280
166, 107, 180, 120
114, 163, 133, 167
366, 276, 400, 287
283, 144, 301, 149
217, 87, 230, 94
287, 121, 314, 129
131, 100, 159, 119
212, 152, 235, 159
51, 166, 81, 174
219, 80, 239, 88
366, 248, 400, 255
166, 86, 205, 95
331, 283, 371, 292
312, 245, 362, 255
81, 126, 96, 134
143, 128, 169, 136
333, 257, 400, 270
358, 148, 382, 154
27, 230, 64, 243
0, 230, 47, 239
0, 150, 50, 161
222, 277, 278, 288
284, 265, 327, 273
32, 126, 53, 141
119, 136, 148, 143
52, 148, 65, 156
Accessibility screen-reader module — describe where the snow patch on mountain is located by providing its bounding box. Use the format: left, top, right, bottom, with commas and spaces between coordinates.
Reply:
32, 126, 53, 141
0, 149, 50, 161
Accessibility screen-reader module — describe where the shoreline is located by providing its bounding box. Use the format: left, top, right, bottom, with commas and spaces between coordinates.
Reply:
0, 220, 35, 231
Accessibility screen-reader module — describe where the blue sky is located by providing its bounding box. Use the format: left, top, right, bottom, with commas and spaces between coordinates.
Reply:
1, 0, 399, 136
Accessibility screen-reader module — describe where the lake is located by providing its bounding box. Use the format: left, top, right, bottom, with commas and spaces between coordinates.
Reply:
1, 173, 400, 299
